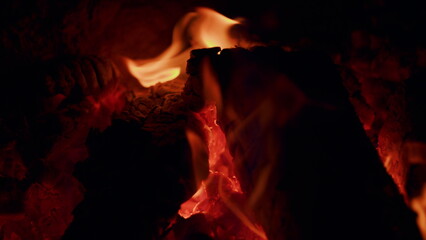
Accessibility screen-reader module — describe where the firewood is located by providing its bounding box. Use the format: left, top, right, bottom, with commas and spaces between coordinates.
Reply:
40, 56, 119, 98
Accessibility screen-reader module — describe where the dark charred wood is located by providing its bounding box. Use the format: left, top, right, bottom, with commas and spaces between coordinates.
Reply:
183, 46, 422, 240
62, 120, 191, 240
183, 47, 222, 112
38, 56, 119, 98
406, 69, 426, 142
406, 164, 426, 199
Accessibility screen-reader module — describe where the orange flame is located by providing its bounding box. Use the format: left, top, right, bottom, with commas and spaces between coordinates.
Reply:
125, 7, 239, 88
411, 184, 426, 240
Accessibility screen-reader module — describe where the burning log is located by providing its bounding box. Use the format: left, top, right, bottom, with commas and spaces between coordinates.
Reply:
179, 46, 423, 240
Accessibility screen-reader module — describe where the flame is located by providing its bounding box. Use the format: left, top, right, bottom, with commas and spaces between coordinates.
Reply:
411, 184, 426, 240
189, 8, 240, 48
179, 104, 267, 240
125, 7, 239, 88
185, 129, 209, 188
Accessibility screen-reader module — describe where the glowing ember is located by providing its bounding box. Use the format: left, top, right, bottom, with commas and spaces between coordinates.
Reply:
125, 7, 240, 88
179, 104, 267, 240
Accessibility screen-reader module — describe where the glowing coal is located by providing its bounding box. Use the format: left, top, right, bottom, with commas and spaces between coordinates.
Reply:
179, 104, 267, 240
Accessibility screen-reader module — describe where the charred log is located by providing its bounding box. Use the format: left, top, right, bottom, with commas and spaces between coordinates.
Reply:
181, 46, 422, 240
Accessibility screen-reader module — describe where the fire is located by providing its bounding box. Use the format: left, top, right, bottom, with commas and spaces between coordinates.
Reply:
124, 6, 265, 238
179, 104, 267, 240
125, 7, 240, 88
124, 7, 265, 239
411, 184, 426, 240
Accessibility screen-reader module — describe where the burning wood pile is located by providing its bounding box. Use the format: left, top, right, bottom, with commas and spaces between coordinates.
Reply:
0, 0, 425, 240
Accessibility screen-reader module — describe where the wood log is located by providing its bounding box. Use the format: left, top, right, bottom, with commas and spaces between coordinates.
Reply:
182, 46, 422, 240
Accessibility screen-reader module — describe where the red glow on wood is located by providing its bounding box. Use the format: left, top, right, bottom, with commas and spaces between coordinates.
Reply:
179, 104, 267, 240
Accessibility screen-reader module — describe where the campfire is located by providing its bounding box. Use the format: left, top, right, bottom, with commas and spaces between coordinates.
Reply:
0, 1, 425, 240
